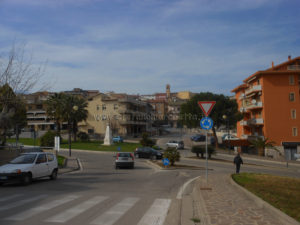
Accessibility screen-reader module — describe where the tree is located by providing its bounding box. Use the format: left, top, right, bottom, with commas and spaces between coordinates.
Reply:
45, 93, 67, 135
0, 43, 46, 146
0, 84, 27, 146
180, 92, 242, 147
250, 137, 276, 156
140, 132, 155, 147
191, 145, 215, 159
163, 148, 180, 166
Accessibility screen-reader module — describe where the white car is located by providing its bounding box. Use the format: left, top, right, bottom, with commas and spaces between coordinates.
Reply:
0, 152, 58, 185
166, 140, 184, 149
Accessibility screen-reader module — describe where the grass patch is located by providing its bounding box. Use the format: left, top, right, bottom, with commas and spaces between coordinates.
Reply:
153, 161, 206, 170
190, 218, 201, 223
57, 155, 66, 167
8, 138, 141, 152
7, 138, 40, 146
232, 173, 300, 222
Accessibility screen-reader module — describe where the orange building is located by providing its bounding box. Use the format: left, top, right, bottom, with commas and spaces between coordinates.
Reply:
232, 56, 300, 159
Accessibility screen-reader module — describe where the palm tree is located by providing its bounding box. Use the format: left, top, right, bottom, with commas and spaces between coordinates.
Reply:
45, 93, 67, 135
250, 137, 276, 156
62, 95, 88, 142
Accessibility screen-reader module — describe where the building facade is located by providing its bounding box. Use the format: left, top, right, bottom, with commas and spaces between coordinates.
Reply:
80, 93, 153, 137
232, 56, 300, 159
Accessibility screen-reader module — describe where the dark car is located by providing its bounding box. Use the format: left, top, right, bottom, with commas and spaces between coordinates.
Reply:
134, 147, 163, 160
191, 134, 206, 142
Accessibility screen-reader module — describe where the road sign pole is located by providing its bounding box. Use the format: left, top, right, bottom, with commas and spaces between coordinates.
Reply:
205, 130, 208, 182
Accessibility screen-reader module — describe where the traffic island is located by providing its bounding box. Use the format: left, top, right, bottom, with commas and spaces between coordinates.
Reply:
147, 160, 208, 170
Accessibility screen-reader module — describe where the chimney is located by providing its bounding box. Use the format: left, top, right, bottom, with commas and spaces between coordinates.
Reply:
288, 55, 291, 61
272, 61, 274, 68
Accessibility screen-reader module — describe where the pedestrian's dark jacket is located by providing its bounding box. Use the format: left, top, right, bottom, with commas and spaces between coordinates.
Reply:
234, 155, 243, 165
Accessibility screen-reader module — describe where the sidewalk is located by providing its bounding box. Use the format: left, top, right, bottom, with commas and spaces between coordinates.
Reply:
58, 157, 80, 174
186, 174, 300, 225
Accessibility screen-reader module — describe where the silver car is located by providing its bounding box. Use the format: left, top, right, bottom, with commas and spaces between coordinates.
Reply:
166, 140, 184, 149
115, 152, 134, 169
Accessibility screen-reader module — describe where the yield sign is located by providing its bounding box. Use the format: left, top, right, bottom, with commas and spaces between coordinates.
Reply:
198, 101, 216, 117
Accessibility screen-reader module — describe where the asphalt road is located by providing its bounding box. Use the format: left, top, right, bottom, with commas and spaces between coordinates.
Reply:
0, 148, 299, 225
0, 150, 201, 225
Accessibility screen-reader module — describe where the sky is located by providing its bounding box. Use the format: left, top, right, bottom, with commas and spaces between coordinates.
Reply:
0, 0, 299, 95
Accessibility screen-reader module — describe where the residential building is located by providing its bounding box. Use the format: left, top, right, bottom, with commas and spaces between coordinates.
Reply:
232, 56, 300, 159
79, 93, 153, 137
63, 88, 99, 99
22, 92, 56, 131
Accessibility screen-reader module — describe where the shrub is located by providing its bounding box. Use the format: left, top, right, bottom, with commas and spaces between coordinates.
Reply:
140, 132, 155, 147
163, 148, 180, 166
40, 131, 60, 147
77, 132, 90, 142
191, 145, 215, 159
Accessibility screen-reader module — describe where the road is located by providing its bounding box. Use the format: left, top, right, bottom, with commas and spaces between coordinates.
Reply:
0, 150, 200, 225
0, 148, 299, 225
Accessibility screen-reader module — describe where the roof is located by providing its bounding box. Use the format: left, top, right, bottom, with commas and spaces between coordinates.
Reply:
231, 84, 247, 93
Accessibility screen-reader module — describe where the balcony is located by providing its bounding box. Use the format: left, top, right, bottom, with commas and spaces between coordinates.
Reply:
239, 120, 248, 126
245, 101, 263, 110
247, 118, 264, 125
119, 121, 147, 125
239, 93, 245, 100
245, 85, 262, 95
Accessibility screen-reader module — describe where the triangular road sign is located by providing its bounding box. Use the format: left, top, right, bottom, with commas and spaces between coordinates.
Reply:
198, 101, 216, 117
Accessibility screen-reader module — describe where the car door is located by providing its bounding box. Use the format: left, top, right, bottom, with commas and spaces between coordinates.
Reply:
34, 153, 49, 177
47, 153, 57, 174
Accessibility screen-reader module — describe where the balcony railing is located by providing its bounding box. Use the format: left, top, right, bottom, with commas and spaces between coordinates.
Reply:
287, 65, 300, 70
245, 85, 262, 95
239, 120, 248, 126
247, 118, 264, 125
245, 101, 263, 110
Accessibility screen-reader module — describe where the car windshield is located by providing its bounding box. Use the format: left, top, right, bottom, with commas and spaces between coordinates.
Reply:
118, 153, 130, 157
10, 154, 37, 164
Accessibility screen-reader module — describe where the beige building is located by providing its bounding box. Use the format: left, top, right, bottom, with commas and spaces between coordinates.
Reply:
80, 93, 153, 137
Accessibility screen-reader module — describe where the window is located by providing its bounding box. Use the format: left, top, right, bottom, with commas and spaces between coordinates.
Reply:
88, 129, 94, 134
257, 79, 260, 85
47, 154, 54, 162
96, 105, 100, 110
102, 104, 106, 110
114, 104, 118, 110
289, 93, 295, 102
289, 75, 295, 85
36, 154, 47, 163
292, 127, 298, 137
291, 109, 296, 119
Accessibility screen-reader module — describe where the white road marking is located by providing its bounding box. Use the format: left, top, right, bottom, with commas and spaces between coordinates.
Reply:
0, 194, 23, 202
5, 195, 79, 221
45, 196, 108, 223
137, 199, 171, 225
176, 176, 201, 199
90, 197, 139, 225
0, 195, 47, 211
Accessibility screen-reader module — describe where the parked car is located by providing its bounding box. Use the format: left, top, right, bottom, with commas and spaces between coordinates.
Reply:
222, 134, 239, 140
134, 147, 163, 160
115, 152, 134, 169
191, 134, 206, 142
0, 152, 58, 185
166, 140, 184, 149
112, 136, 123, 143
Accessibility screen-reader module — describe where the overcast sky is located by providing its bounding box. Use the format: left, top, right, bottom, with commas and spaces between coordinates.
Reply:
0, 0, 299, 95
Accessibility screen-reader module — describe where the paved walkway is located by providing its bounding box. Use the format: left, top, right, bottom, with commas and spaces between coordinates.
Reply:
58, 157, 80, 174
197, 174, 287, 225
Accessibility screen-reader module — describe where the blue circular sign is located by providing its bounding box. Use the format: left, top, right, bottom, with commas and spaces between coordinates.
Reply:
162, 158, 170, 166
117, 146, 121, 151
200, 117, 213, 130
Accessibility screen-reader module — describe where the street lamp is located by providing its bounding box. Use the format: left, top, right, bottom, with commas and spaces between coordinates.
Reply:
68, 105, 78, 157
222, 115, 230, 154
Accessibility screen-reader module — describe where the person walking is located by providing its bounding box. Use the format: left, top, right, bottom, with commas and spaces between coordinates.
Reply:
233, 153, 243, 174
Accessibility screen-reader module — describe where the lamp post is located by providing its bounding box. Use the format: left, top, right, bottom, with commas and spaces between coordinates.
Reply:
222, 115, 230, 154
68, 105, 78, 157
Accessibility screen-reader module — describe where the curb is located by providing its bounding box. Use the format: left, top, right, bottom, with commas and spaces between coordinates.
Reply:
58, 158, 81, 174
230, 174, 300, 225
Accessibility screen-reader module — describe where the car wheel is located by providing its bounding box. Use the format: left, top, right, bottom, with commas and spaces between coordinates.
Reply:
22, 173, 32, 185
50, 169, 58, 180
